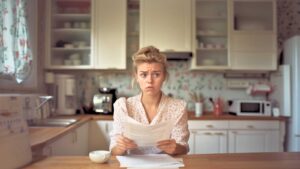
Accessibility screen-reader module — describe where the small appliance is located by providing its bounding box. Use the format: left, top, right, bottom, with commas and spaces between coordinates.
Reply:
228, 100, 271, 116
55, 74, 77, 115
92, 87, 117, 115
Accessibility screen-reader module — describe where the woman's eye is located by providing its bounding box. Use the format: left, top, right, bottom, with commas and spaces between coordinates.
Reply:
152, 73, 160, 78
140, 73, 147, 78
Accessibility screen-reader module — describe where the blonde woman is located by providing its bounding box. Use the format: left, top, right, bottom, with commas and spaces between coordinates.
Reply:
110, 46, 189, 156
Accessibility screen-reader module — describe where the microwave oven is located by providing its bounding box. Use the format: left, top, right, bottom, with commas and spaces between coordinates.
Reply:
228, 100, 272, 116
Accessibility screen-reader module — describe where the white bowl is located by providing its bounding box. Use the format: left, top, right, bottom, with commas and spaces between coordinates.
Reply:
89, 150, 111, 163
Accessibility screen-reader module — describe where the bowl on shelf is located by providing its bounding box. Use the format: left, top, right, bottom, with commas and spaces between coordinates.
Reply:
202, 59, 216, 66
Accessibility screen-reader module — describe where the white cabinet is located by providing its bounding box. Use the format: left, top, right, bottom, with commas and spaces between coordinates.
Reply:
92, 0, 127, 69
45, 0, 93, 69
191, 0, 229, 70
229, 0, 277, 71
188, 120, 283, 154
140, 0, 192, 52
43, 123, 89, 156
228, 120, 281, 153
188, 120, 228, 154
88, 120, 113, 151
191, 0, 277, 71
45, 0, 127, 70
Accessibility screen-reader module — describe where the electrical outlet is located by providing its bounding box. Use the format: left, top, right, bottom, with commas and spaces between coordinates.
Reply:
226, 79, 251, 88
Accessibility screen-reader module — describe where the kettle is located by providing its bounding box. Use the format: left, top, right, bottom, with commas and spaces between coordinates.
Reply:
92, 88, 117, 114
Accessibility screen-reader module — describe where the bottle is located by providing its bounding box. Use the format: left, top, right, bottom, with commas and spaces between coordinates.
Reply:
213, 97, 223, 116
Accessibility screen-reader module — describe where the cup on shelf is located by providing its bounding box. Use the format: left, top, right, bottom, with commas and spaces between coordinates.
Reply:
69, 53, 80, 60
64, 59, 72, 65
63, 22, 72, 28
64, 43, 74, 49
72, 59, 81, 65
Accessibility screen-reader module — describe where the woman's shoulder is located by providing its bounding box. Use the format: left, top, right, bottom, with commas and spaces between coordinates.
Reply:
163, 94, 187, 108
114, 94, 140, 105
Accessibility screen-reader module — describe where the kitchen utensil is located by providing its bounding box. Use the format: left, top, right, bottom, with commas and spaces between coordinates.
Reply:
92, 87, 117, 115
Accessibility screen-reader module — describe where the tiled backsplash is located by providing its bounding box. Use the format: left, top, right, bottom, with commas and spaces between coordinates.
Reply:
76, 61, 266, 112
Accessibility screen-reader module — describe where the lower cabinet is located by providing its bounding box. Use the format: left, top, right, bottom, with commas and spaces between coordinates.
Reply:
188, 120, 284, 154
43, 123, 89, 156
88, 120, 113, 151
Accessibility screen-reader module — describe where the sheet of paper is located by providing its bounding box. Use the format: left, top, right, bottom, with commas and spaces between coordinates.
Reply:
123, 117, 174, 147
116, 154, 184, 168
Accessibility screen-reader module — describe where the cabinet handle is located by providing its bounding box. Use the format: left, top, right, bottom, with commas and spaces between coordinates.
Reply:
215, 132, 224, 136
295, 134, 300, 137
204, 132, 212, 135
206, 125, 214, 128
232, 131, 237, 134
247, 125, 254, 129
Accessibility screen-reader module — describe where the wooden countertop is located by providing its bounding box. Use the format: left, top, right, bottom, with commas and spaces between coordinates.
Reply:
29, 113, 287, 150
24, 152, 300, 169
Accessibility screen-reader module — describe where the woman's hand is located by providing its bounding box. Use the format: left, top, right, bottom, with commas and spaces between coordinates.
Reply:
157, 139, 187, 155
111, 134, 137, 156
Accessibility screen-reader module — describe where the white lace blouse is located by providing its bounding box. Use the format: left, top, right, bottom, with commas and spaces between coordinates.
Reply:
109, 93, 190, 154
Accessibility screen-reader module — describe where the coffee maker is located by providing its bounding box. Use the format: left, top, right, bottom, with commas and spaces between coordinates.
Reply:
93, 87, 117, 114
55, 74, 77, 115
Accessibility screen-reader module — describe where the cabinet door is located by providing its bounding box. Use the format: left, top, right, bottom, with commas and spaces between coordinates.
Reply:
140, 0, 192, 52
191, 0, 229, 70
92, 0, 127, 69
88, 120, 113, 151
228, 130, 280, 153
229, 0, 277, 71
50, 123, 89, 156
45, 0, 93, 69
189, 130, 227, 154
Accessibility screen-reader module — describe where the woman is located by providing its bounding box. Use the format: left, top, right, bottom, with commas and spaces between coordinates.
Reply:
110, 46, 189, 156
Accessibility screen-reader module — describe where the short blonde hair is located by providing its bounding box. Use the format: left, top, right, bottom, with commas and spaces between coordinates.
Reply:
131, 46, 169, 88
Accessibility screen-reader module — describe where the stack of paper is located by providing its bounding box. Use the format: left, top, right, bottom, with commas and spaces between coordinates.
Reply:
123, 116, 174, 147
116, 154, 184, 168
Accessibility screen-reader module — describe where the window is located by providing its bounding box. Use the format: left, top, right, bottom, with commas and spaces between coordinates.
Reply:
0, 0, 37, 92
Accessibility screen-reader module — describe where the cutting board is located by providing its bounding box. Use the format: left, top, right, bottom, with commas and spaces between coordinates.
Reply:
0, 96, 32, 169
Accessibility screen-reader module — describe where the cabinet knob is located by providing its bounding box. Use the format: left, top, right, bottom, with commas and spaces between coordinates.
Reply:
206, 125, 214, 128
247, 125, 254, 129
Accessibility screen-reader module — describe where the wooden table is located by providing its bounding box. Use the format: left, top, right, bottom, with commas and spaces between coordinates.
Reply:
24, 152, 300, 169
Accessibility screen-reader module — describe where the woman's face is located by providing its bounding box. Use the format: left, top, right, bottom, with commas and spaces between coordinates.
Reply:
136, 62, 165, 96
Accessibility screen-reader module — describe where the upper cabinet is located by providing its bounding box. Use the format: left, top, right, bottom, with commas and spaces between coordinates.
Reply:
45, 0, 127, 70
191, 0, 277, 71
229, 0, 277, 71
191, 0, 229, 70
92, 0, 127, 69
139, 0, 192, 52
45, 0, 93, 69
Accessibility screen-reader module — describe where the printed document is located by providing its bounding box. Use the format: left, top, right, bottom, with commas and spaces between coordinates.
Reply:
116, 154, 184, 168
123, 116, 174, 147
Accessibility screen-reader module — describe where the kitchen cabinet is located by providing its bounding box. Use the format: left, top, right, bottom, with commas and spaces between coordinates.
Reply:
88, 120, 113, 151
229, 0, 277, 71
45, 0, 92, 69
228, 120, 281, 153
191, 0, 229, 70
45, 0, 127, 70
188, 121, 228, 154
188, 120, 283, 154
191, 0, 277, 71
43, 123, 89, 156
140, 0, 192, 52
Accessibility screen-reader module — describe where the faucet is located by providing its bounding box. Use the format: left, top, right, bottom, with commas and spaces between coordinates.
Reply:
35, 96, 54, 119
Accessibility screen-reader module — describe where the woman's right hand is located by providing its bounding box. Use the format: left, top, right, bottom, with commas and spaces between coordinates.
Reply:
111, 134, 137, 155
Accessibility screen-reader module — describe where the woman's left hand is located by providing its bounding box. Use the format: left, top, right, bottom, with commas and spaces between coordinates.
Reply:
156, 139, 178, 155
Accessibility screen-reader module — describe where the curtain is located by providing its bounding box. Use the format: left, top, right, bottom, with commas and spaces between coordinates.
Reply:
0, 0, 32, 83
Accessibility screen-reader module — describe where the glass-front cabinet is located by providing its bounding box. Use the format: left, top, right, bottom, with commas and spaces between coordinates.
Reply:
45, 0, 92, 69
191, 0, 229, 70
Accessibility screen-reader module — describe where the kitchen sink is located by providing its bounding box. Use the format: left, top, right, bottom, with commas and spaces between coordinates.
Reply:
28, 118, 78, 127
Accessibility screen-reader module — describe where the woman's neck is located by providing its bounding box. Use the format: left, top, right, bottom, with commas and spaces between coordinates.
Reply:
141, 91, 162, 107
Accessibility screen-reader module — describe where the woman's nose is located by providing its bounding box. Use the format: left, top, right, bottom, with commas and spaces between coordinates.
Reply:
146, 75, 153, 83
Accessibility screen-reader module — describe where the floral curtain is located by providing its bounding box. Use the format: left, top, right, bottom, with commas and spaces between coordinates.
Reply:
0, 0, 32, 83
